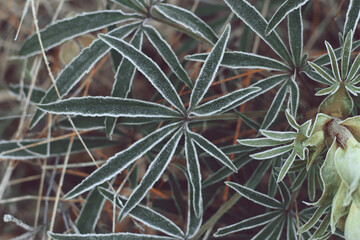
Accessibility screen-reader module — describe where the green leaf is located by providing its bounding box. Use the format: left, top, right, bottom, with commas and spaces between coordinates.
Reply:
189, 131, 237, 172
168, 172, 186, 220
98, 33, 185, 112
344, 0, 360, 37
266, 0, 308, 36
260, 130, 297, 141
238, 137, 291, 147
251, 214, 285, 240
118, 128, 182, 221
98, 187, 185, 238
185, 51, 291, 71
298, 205, 329, 234
76, 183, 108, 234
0, 137, 115, 160
325, 41, 341, 82
202, 155, 252, 188
37, 97, 181, 118
307, 62, 336, 84
9, 84, 45, 104
250, 144, 293, 160
342, 30, 353, 79
214, 210, 282, 237
188, 24, 230, 110
303, 69, 333, 86
48, 232, 177, 240
315, 83, 339, 96
19, 10, 140, 57
154, 3, 218, 44
288, 8, 303, 67
191, 87, 260, 116
308, 166, 316, 202
30, 22, 140, 129
224, 0, 292, 64
289, 168, 307, 191
286, 214, 297, 240
105, 28, 143, 137
64, 122, 179, 199
278, 181, 291, 206
184, 130, 202, 218
144, 25, 193, 88
285, 108, 300, 130
260, 81, 289, 130
348, 54, 360, 82
277, 150, 296, 182
112, 0, 146, 13
236, 112, 261, 130
225, 181, 283, 209
288, 75, 299, 117
309, 211, 331, 239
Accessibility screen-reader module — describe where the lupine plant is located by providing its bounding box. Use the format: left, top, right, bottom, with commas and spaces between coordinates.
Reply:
1, 0, 360, 239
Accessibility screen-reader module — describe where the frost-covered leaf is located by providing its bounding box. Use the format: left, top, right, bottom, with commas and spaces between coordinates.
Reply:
250, 144, 293, 160
298, 205, 329, 234
225, 181, 283, 209
185, 52, 291, 71
347, 54, 360, 81
98, 187, 185, 238
112, 0, 146, 13
191, 86, 260, 116
308, 61, 337, 84
185, 130, 202, 218
105, 28, 143, 137
344, 0, 360, 37
266, 0, 309, 36
214, 210, 282, 237
30, 22, 140, 129
98, 33, 185, 112
224, 0, 292, 64
189, 131, 237, 172
37, 97, 181, 118
277, 150, 296, 182
76, 183, 108, 234
144, 25, 193, 88
188, 24, 230, 110
260, 81, 289, 130
288, 76, 299, 116
0, 137, 115, 160
154, 3, 218, 44
288, 8, 303, 67
64, 122, 180, 199
19, 10, 141, 57
303, 69, 333, 86
118, 128, 183, 221
286, 214, 298, 240
342, 30, 353, 79
238, 138, 291, 147
315, 83, 339, 96
260, 130, 297, 141
48, 232, 177, 240
325, 41, 341, 82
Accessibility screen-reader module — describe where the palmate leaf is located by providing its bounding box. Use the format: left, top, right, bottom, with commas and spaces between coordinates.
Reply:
214, 210, 282, 237
238, 138, 291, 147
265, 0, 309, 36
344, 0, 360, 37
347, 54, 360, 81
250, 144, 293, 160
154, 3, 218, 44
98, 187, 185, 239
76, 182, 108, 234
342, 30, 353, 79
188, 24, 230, 110
226, 181, 283, 209
37, 97, 181, 118
185, 130, 202, 218
98, 33, 185, 112
287, 214, 298, 240
0, 137, 115, 160
260, 80, 289, 130
30, 22, 140, 129
288, 8, 303, 67
298, 205, 329, 234
189, 131, 237, 172
143, 25, 193, 88
105, 28, 143, 137
260, 130, 297, 141
64, 122, 180, 199
185, 51, 291, 71
48, 232, 177, 240
118, 128, 183, 221
191, 87, 260, 116
19, 10, 141, 57
325, 41, 341, 82
288, 75, 299, 116
277, 150, 297, 182
111, 0, 146, 13
256, 215, 285, 240
224, 0, 293, 64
